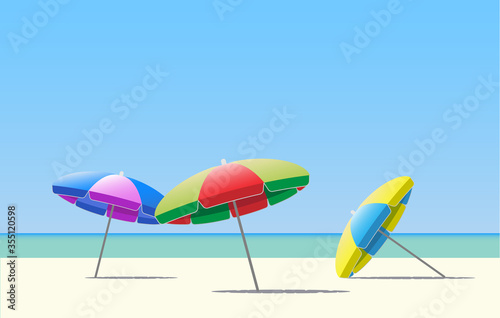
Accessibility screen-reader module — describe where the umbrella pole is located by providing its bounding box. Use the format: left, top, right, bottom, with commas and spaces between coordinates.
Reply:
94, 205, 115, 278
378, 230, 445, 278
233, 201, 260, 291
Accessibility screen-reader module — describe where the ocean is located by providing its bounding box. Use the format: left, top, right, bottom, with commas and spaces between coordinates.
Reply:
1, 233, 498, 258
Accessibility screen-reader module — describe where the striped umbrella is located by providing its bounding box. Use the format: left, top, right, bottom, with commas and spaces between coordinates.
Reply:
52, 171, 188, 277
154, 159, 309, 290
335, 176, 445, 278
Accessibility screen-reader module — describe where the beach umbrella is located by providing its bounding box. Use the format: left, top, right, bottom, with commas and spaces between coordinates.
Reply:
52, 171, 188, 277
153, 159, 309, 291
335, 176, 445, 278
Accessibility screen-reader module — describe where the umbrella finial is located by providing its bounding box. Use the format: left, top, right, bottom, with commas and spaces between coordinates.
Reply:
221, 159, 227, 165
119, 171, 124, 176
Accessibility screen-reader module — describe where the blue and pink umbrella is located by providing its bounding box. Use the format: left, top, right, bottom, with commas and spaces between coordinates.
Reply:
52, 171, 188, 277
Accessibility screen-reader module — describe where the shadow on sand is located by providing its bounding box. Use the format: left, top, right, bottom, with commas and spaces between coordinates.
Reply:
86, 276, 177, 280
350, 276, 474, 280
213, 289, 349, 294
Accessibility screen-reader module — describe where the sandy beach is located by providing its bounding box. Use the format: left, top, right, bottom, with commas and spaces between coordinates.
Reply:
1, 258, 498, 317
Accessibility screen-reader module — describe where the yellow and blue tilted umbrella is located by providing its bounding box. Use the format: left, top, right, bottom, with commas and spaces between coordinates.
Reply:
335, 176, 445, 278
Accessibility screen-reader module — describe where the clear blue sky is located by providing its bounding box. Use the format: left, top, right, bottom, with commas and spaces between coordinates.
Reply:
1, 0, 498, 233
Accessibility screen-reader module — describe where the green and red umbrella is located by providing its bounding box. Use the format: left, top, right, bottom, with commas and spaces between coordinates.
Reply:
155, 159, 309, 290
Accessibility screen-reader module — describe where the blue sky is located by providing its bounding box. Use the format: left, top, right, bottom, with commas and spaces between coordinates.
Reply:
1, 0, 498, 233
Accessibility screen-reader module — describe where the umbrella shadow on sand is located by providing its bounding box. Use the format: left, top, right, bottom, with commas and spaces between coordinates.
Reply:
86, 276, 177, 280
350, 276, 474, 280
213, 290, 349, 294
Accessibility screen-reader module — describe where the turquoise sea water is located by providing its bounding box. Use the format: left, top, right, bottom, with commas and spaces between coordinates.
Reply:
1, 234, 498, 258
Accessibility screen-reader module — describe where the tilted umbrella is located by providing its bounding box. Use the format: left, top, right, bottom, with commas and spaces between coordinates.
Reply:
335, 176, 445, 278
153, 159, 309, 290
52, 171, 188, 277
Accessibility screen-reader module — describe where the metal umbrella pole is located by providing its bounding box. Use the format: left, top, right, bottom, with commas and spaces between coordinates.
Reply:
233, 201, 260, 291
94, 205, 115, 278
378, 230, 445, 278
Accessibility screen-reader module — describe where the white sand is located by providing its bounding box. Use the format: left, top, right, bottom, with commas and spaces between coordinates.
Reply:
1, 258, 499, 317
